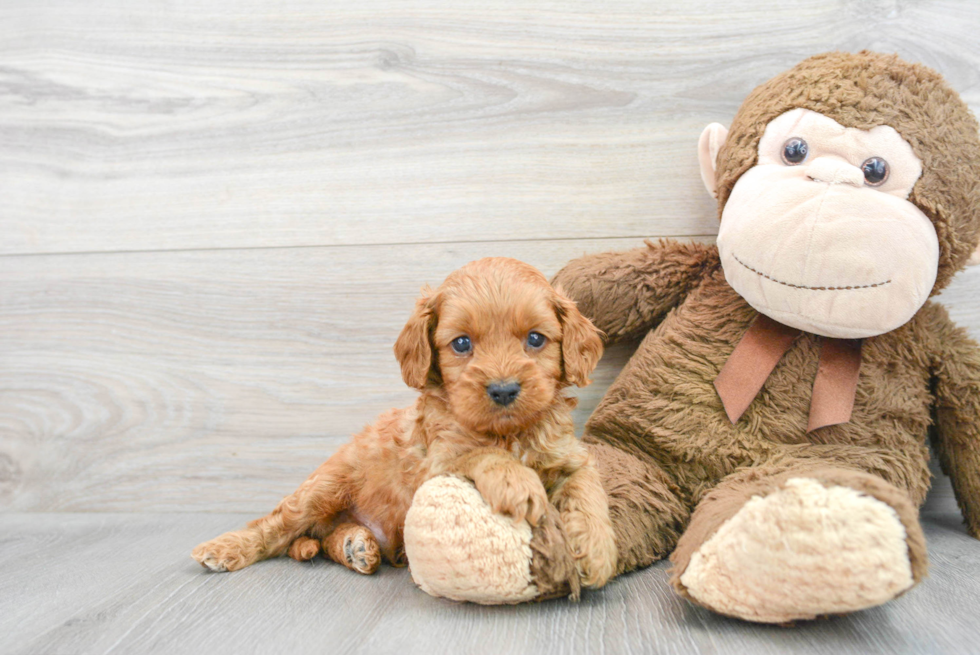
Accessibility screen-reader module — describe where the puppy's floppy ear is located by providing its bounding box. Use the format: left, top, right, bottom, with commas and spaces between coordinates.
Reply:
394, 285, 440, 390
553, 286, 603, 387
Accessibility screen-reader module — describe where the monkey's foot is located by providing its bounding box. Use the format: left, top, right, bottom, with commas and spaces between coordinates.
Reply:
676, 477, 915, 623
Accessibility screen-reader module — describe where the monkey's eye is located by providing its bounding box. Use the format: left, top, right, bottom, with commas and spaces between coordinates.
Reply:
526, 331, 547, 350
450, 336, 472, 354
781, 138, 809, 165
861, 157, 889, 186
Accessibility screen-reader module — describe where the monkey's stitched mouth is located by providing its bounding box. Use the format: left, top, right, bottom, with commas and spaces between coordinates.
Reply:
732, 253, 891, 291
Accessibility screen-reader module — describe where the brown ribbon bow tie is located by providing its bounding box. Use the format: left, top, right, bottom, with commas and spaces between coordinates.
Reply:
713, 314, 862, 432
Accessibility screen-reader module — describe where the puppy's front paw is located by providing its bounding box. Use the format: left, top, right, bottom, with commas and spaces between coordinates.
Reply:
473, 463, 548, 526
191, 532, 258, 572
562, 511, 618, 588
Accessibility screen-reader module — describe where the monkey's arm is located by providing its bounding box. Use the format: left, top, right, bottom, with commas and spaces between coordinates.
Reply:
551, 239, 719, 344
929, 306, 980, 538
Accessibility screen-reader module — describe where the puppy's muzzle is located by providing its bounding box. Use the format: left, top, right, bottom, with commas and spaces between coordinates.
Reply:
487, 381, 521, 407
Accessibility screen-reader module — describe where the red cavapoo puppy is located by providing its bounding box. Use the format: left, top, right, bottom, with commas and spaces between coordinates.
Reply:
192, 257, 618, 590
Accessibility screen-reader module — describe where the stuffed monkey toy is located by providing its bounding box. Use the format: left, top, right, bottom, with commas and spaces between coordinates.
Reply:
403, 51, 980, 623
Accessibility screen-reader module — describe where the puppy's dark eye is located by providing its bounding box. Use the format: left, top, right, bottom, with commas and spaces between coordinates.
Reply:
861, 157, 889, 186
526, 332, 546, 349
450, 336, 472, 354
781, 137, 808, 165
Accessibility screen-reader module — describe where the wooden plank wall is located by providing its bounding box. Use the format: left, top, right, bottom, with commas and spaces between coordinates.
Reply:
2, 0, 979, 513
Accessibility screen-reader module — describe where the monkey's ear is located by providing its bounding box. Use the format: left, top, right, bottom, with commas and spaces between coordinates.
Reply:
553, 286, 603, 387
394, 286, 439, 390
967, 244, 980, 267
698, 123, 729, 198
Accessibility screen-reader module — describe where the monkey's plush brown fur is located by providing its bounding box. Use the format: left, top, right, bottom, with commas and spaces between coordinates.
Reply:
550, 51, 980, 612
404, 52, 980, 621
556, 241, 970, 574
192, 258, 617, 589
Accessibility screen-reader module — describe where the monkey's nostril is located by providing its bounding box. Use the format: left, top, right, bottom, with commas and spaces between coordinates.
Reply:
487, 381, 521, 406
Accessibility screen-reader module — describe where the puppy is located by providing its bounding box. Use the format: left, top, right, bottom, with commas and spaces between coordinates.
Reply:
192, 257, 617, 589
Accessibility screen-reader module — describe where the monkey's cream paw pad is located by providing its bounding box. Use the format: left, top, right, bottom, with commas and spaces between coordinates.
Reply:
404, 476, 538, 604
679, 477, 913, 623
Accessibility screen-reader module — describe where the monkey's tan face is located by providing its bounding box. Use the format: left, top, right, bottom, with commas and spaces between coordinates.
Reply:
717, 108, 939, 338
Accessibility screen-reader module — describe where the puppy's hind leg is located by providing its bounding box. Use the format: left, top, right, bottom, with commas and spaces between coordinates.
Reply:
192, 446, 354, 572
324, 523, 381, 575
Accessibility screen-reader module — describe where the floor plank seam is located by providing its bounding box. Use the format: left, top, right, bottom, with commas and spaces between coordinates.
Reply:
0, 234, 720, 260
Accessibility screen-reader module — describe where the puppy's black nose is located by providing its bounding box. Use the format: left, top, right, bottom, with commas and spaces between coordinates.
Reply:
487, 381, 521, 406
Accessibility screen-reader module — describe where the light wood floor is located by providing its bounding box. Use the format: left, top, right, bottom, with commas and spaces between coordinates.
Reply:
2, 508, 979, 655
2, 1, 980, 652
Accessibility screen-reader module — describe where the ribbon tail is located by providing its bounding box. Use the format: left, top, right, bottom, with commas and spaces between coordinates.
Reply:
807, 338, 862, 432
714, 314, 801, 424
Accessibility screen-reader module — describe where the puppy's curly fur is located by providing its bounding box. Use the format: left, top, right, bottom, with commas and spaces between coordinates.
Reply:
192, 257, 618, 590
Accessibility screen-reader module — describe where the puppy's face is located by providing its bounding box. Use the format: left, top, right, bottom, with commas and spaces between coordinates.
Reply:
394, 258, 602, 435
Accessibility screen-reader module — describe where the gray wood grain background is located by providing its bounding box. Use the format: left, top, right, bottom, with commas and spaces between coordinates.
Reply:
3, 2, 980, 652
2, 0, 978, 515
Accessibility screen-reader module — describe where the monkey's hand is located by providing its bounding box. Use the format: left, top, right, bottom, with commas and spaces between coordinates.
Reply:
930, 305, 980, 539
551, 240, 718, 344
